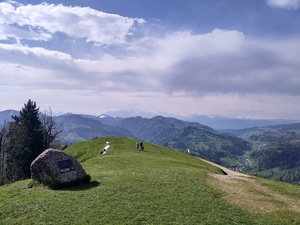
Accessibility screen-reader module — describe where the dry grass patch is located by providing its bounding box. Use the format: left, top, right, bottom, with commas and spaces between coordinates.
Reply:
207, 170, 300, 214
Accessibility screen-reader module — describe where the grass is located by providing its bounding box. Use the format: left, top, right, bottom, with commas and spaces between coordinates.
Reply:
255, 176, 300, 199
220, 156, 239, 165
0, 136, 299, 224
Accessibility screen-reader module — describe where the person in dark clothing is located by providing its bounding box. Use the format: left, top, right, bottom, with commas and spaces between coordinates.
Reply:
140, 141, 144, 150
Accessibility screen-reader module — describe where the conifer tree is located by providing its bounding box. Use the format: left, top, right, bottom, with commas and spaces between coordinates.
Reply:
6, 99, 45, 182
0, 122, 10, 184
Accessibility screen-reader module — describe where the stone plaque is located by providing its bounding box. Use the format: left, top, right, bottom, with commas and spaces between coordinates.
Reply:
57, 159, 74, 173
31, 149, 87, 189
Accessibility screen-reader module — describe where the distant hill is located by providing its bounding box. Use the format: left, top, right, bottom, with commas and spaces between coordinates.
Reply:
185, 114, 299, 130
104, 109, 299, 129
163, 126, 251, 165
250, 141, 300, 182
54, 114, 216, 145
234, 122, 300, 133
227, 123, 300, 146
80, 114, 124, 126
226, 123, 300, 184
114, 115, 214, 144
53, 114, 252, 168
55, 114, 133, 144
0, 110, 18, 124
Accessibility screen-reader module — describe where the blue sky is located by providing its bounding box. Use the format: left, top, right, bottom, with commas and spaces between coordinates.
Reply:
0, 0, 300, 119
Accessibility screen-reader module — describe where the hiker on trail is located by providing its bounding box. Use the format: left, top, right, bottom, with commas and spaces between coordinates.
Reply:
140, 141, 144, 150
136, 142, 139, 149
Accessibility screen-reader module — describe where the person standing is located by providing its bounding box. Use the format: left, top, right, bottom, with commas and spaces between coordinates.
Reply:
136, 142, 139, 149
140, 141, 144, 150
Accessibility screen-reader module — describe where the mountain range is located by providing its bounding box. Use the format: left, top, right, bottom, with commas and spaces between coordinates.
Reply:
1, 109, 298, 130
106, 109, 300, 130
1, 109, 300, 185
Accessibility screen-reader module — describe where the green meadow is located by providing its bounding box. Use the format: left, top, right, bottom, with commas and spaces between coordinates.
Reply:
0, 136, 299, 224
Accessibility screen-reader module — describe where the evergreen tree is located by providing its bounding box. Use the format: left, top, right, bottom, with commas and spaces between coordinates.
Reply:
6, 100, 45, 182
0, 122, 10, 184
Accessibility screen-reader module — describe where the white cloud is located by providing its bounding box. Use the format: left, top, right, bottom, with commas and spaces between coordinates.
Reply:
266, 0, 300, 9
130, 30, 300, 96
0, 23, 52, 42
1, 29, 300, 97
0, 2, 144, 45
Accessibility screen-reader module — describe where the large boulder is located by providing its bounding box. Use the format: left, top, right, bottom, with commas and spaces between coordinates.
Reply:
30, 149, 87, 188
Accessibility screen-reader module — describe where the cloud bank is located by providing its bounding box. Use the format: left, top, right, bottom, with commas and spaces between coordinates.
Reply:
1, 28, 299, 96
0, 1, 299, 118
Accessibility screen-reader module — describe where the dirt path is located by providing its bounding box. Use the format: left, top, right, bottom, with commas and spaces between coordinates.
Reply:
199, 158, 300, 214
199, 158, 250, 178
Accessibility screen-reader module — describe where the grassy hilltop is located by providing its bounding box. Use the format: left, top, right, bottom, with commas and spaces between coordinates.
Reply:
0, 137, 300, 224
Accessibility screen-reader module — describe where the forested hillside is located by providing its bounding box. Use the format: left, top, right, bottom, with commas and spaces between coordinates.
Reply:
250, 141, 300, 184
54, 114, 133, 143
164, 126, 251, 166
114, 115, 213, 144
229, 123, 300, 185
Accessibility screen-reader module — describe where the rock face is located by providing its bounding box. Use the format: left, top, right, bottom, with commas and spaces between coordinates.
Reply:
30, 149, 87, 187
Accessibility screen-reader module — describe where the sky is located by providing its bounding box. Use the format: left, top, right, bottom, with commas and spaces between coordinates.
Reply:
0, 0, 300, 119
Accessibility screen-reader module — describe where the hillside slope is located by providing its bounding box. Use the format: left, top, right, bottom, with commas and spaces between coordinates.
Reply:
163, 126, 251, 166
0, 110, 18, 124
115, 115, 213, 144
228, 123, 300, 184
0, 137, 300, 224
55, 114, 133, 143
55, 114, 251, 169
